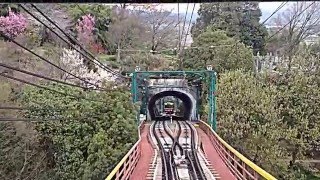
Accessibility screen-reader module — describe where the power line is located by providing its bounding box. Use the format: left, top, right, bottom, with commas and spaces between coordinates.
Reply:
118, 44, 234, 53
182, 3, 196, 50
178, 2, 181, 52
29, 4, 124, 79
0, 105, 101, 112
261, 1, 288, 25
0, 72, 105, 103
0, 32, 104, 89
0, 62, 106, 91
267, 1, 316, 42
29, 4, 123, 78
21, 4, 127, 81
180, 3, 189, 51
0, 117, 65, 122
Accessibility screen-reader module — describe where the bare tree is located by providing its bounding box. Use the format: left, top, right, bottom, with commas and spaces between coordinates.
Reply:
136, 7, 181, 52
108, 7, 146, 62
272, 1, 320, 71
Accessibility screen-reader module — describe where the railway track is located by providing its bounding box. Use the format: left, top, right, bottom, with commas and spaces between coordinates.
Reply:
180, 121, 207, 180
152, 120, 207, 180
153, 120, 177, 180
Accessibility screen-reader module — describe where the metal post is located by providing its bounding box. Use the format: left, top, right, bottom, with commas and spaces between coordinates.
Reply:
131, 72, 138, 103
206, 65, 216, 131
196, 86, 200, 121
212, 72, 217, 131
208, 73, 213, 129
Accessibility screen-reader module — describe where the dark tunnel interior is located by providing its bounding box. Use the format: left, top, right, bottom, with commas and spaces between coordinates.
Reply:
148, 90, 192, 121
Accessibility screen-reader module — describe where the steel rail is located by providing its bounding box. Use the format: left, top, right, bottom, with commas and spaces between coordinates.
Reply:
171, 120, 184, 156
153, 120, 172, 180
185, 121, 207, 180
162, 120, 179, 180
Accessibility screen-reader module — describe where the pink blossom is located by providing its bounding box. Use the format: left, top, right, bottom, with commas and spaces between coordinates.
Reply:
76, 14, 95, 46
76, 14, 106, 54
76, 14, 95, 34
0, 10, 27, 39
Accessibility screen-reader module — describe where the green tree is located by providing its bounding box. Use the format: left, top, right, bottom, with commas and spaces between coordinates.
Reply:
21, 83, 138, 179
217, 70, 288, 176
192, 2, 268, 55
275, 72, 320, 167
64, 4, 112, 51
183, 29, 253, 73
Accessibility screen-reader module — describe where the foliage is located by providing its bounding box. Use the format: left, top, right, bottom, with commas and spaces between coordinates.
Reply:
21, 83, 138, 179
192, 2, 268, 55
64, 4, 112, 52
121, 52, 172, 72
0, 9, 27, 39
217, 70, 288, 174
274, 72, 320, 166
0, 4, 21, 16
217, 69, 320, 178
65, 4, 111, 32
182, 29, 253, 73
75, 14, 105, 54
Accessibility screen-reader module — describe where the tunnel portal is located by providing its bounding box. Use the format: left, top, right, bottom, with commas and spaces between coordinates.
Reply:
148, 90, 193, 121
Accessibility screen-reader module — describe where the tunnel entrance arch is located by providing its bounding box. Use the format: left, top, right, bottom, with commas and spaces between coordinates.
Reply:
148, 90, 193, 120
130, 70, 218, 130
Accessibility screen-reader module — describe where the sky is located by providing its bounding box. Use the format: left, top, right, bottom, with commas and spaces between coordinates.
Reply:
157, 2, 285, 14
153, 2, 289, 23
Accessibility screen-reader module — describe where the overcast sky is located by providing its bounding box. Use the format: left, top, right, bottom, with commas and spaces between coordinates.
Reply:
152, 2, 289, 22
156, 2, 285, 14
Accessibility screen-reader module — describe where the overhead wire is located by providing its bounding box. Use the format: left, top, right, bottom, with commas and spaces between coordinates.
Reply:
178, 2, 181, 52
0, 117, 65, 122
29, 4, 124, 79
182, 3, 196, 50
0, 62, 105, 91
266, 1, 316, 42
0, 72, 105, 103
21, 4, 127, 81
0, 32, 106, 90
180, 3, 189, 51
261, 1, 288, 25
0, 105, 104, 113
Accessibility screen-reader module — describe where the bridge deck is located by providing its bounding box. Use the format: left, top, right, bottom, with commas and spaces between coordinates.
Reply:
196, 126, 237, 180
130, 123, 154, 180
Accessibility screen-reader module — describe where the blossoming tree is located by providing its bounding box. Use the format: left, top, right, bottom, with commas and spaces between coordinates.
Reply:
0, 8, 27, 38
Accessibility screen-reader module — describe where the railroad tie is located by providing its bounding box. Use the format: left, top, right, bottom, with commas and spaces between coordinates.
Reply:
205, 159, 221, 179
146, 152, 157, 179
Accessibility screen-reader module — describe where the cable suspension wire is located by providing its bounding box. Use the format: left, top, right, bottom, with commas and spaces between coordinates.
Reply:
0, 32, 104, 89
21, 4, 126, 81
182, 3, 196, 50
178, 2, 181, 52
118, 44, 234, 53
29, 4, 124, 78
0, 106, 100, 112
0, 116, 96, 122
29, 4, 122, 77
0, 117, 65, 122
180, 3, 189, 51
261, 1, 288, 25
0, 72, 105, 103
0, 62, 107, 91
266, 1, 316, 42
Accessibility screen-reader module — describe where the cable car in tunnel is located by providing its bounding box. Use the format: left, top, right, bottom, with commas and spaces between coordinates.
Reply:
163, 101, 175, 115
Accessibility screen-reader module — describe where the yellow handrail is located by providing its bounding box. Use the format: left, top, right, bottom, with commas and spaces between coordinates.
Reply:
200, 120, 277, 180
105, 121, 144, 180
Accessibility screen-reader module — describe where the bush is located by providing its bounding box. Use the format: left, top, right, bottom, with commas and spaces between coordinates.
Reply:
21, 83, 138, 179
